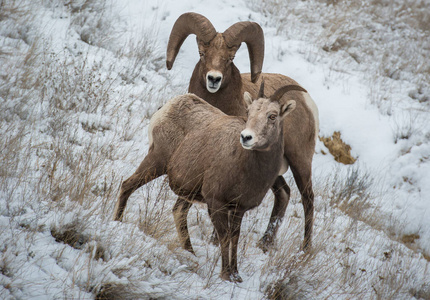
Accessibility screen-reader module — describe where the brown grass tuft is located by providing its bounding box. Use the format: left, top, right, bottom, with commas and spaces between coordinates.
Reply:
320, 131, 356, 165
51, 224, 90, 250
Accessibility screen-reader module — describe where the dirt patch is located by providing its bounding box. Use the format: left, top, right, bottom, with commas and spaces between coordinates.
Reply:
399, 233, 429, 262
401, 233, 420, 245
320, 131, 356, 165
51, 224, 106, 261
51, 225, 89, 250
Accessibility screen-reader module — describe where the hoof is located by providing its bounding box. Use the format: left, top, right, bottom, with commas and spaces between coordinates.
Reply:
257, 234, 274, 253
183, 241, 196, 255
209, 231, 219, 246
185, 247, 196, 256
230, 272, 243, 283
221, 272, 243, 283
113, 214, 123, 222
301, 241, 312, 253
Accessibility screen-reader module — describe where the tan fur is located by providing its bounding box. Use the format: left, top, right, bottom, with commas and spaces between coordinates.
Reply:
114, 89, 296, 282
165, 13, 319, 253
116, 13, 322, 260
241, 73, 318, 249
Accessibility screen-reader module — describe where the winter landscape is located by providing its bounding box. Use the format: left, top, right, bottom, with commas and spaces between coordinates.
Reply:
1, 0, 429, 299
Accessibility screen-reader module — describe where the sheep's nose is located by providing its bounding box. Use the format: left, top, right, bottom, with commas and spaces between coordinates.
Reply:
241, 134, 253, 143
208, 74, 222, 85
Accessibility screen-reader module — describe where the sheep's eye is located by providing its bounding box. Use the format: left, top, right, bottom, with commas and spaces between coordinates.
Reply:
268, 114, 277, 121
229, 56, 235, 62
199, 51, 205, 57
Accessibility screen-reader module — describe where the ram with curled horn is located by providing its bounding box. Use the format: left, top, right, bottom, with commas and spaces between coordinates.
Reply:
166, 12, 264, 116
116, 13, 320, 253
167, 13, 320, 252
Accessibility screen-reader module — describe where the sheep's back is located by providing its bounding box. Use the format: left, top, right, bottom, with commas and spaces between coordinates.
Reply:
148, 93, 226, 151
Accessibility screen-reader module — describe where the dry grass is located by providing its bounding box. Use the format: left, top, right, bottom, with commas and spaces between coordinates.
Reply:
67, 0, 119, 50
327, 166, 374, 219
94, 283, 150, 300
116, 26, 165, 84
0, 0, 166, 211
0, 0, 28, 22
136, 178, 174, 240
0, 1, 174, 298
257, 167, 428, 299
249, 0, 430, 113
1, 0, 429, 299
391, 109, 428, 144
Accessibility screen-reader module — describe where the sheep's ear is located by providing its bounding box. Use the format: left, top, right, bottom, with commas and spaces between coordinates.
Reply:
244, 92, 253, 107
280, 100, 296, 119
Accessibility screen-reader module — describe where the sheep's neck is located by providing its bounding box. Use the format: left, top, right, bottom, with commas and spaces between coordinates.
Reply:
188, 62, 247, 117
233, 136, 284, 210
245, 126, 284, 176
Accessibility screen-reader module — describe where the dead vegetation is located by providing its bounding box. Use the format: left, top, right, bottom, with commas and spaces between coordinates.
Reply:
1, 0, 429, 299
258, 164, 428, 299
320, 131, 356, 165
249, 0, 430, 114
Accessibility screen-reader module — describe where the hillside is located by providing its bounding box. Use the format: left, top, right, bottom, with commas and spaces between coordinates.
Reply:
1, 0, 429, 299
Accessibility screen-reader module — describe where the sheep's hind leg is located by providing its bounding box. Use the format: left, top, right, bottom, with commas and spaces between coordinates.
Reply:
290, 161, 314, 252
172, 197, 194, 254
258, 176, 290, 253
113, 152, 164, 221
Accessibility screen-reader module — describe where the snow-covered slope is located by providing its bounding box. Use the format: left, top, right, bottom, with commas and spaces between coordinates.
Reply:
1, 0, 429, 299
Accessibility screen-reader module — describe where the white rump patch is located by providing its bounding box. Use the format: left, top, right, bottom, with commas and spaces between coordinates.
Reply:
303, 93, 320, 141
148, 97, 177, 148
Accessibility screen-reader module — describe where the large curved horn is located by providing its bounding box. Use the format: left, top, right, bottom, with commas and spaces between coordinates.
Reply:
166, 13, 217, 70
270, 85, 307, 102
223, 22, 265, 83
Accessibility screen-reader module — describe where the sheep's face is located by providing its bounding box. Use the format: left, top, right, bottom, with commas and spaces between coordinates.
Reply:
241, 93, 296, 151
197, 34, 239, 94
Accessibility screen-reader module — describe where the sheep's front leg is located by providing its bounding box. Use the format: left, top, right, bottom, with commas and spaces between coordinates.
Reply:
172, 197, 194, 254
258, 176, 290, 252
229, 210, 244, 283
208, 205, 233, 282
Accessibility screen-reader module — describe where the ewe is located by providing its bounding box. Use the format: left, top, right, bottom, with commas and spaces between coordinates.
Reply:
114, 84, 306, 282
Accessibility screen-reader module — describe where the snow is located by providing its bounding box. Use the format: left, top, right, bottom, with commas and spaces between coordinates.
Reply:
1, 0, 429, 299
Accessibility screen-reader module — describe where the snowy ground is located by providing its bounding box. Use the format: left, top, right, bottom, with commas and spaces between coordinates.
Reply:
1, 0, 429, 299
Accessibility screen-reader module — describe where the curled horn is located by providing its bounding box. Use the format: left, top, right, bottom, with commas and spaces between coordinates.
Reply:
258, 78, 265, 98
270, 85, 307, 102
223, 22, 265, 83
166, 13, 217, 70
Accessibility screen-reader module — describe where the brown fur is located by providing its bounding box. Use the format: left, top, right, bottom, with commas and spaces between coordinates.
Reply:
245, 74, 317, 252
167, 13, 318, 253
189, 57, 317, 252
116, 13, 318, 263
188, 34, 248, 116
114, 89, 297, 282
112, 95, 223, 222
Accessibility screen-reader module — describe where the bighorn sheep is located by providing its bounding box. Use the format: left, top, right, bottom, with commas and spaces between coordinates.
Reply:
165, 13, 319, 251
113, 84, 306, 282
